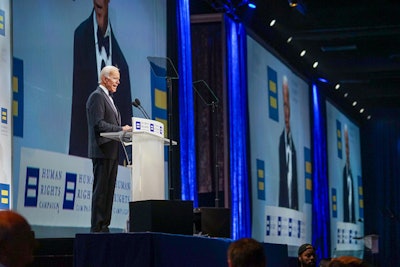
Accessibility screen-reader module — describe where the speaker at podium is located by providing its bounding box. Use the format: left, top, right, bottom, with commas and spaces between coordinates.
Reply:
101, 117, 177, 201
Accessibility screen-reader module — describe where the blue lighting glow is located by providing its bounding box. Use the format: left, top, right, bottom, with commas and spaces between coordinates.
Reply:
248, 3, 256, 9
318, 77, 328, 83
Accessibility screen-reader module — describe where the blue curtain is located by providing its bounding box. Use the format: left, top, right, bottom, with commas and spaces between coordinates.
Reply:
176, 0, 198, 206
225, 16, 251, 239
312, 85, 330, 260
362, 108, 400, 265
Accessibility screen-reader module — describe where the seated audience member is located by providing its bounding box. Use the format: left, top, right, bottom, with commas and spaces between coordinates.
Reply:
227, 238, 266, 267
298, 243, 316, 267
329, 256, 373, 267
0, 210, 35, 267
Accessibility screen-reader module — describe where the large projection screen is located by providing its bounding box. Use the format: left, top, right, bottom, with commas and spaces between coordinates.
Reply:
0, 0, 12, 211
247, 35, 312, 256
326, 101, 364, 257
12, 0, 166, 235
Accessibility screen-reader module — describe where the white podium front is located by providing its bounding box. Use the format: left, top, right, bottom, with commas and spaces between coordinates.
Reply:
101, 117, 176, 201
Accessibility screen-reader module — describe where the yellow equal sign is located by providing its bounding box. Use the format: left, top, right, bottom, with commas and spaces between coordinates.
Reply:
1, 109, 7, 121
0, 13, 4, 30
1, 189, 9, 204
155, 88, 167, 109
13, 76, 19, 116
258, 169, 264, 190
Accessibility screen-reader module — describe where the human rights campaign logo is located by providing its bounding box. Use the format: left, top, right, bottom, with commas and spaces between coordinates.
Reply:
0, 183, 10, 209
0, 9, 5, 36
63, 172, 77, 210
1, 108, 7, 124
150, 123, 154, 132
25, 167, 39, 207
135, 121, 141, 130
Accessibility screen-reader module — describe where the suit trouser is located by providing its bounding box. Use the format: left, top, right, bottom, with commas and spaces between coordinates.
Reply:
91, 158, 118, 232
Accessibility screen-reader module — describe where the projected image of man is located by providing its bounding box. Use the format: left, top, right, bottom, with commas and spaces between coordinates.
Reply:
70, 0, 132, 159
279, 76, 298, 210
343, 125, 356, 223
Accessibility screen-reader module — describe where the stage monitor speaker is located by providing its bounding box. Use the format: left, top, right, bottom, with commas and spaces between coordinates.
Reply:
197, 207, 230, 238
129, 200, 193, 235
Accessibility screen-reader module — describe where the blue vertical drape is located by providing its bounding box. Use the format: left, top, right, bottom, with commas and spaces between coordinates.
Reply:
312, 84, 330, 260
177, 0, 198, 206
225, 16, 251, 239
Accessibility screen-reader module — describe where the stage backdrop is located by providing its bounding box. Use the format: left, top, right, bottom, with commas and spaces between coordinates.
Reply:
326, 101, 364, 257
12, 0, 166, 233
0, 0, 12, 211
247, 35, 312, 256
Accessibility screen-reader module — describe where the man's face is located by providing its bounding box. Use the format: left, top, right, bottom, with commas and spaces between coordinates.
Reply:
104, 70, 120, 94
298, 248, 316, 267
93, 0, 109, 31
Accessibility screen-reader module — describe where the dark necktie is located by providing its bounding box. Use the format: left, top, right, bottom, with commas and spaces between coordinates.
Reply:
97, 27, 110, 58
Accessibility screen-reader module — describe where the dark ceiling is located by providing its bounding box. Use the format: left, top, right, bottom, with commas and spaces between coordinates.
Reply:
190, 0, 400, 122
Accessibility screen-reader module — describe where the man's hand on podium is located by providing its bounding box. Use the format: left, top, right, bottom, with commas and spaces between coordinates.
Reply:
122, 125, 132, 131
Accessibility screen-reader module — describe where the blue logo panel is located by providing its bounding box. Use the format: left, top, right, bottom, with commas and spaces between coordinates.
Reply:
0, 9, 5, 36
267, 66, 278, 122
336, 120, 342, 159
0, 183, 10, 209
13, 57, 24, 137
63, 172, 77, 210
24, 167, 39, 207
256, 159, 265, 200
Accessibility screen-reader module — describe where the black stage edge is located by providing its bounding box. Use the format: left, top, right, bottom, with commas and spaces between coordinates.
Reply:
32, 238, 74, 267
74, 232, 289, 267
129, 200, 193, 235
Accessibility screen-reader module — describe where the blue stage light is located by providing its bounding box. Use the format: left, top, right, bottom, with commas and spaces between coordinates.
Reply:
248, 2, 256, 9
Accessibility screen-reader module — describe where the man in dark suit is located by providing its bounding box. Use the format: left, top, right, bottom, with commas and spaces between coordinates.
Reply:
70, 0, 132, 160
278, 76, 298, 210
343, 126, 356, 223
86, 65, 132, 232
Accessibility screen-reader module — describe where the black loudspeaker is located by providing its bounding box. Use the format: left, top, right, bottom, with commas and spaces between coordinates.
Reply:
129, 200, 194, 235
196, 207, 231, 238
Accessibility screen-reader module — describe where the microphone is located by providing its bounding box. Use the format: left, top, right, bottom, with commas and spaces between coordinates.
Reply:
132, 98, 150, 119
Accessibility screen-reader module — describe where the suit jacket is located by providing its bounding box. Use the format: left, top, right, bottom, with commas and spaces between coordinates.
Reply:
69, 10, 132, 158
343, 164, 356, 223
86, 87, 122, 159
278, 130, 298, 210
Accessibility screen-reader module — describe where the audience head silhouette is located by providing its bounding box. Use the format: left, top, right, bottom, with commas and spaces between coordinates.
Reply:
298, 243, 316, 267
227, 237, 266, 267
0, 210, 35, 267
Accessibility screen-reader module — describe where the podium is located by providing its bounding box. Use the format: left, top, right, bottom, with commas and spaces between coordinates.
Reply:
101, 117, 176, 201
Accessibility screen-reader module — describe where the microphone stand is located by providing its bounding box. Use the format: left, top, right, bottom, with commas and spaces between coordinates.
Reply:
192, 80, 220, 207
212, 101, 219, 207
167, 77, 174, 199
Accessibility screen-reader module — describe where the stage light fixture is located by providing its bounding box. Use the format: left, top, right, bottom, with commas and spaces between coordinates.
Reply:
367, 115, 372, 120
360, 108, 365, 113
352, 101, 357, 106
300, 50, 306, 57
287, 36, 293, 43
248, 1, 256, 9
288, 0, 298, 7
269, 19, 276, 27
344, 92, 348, 98
335, 83, 340, 90
312, 61, 318, 68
